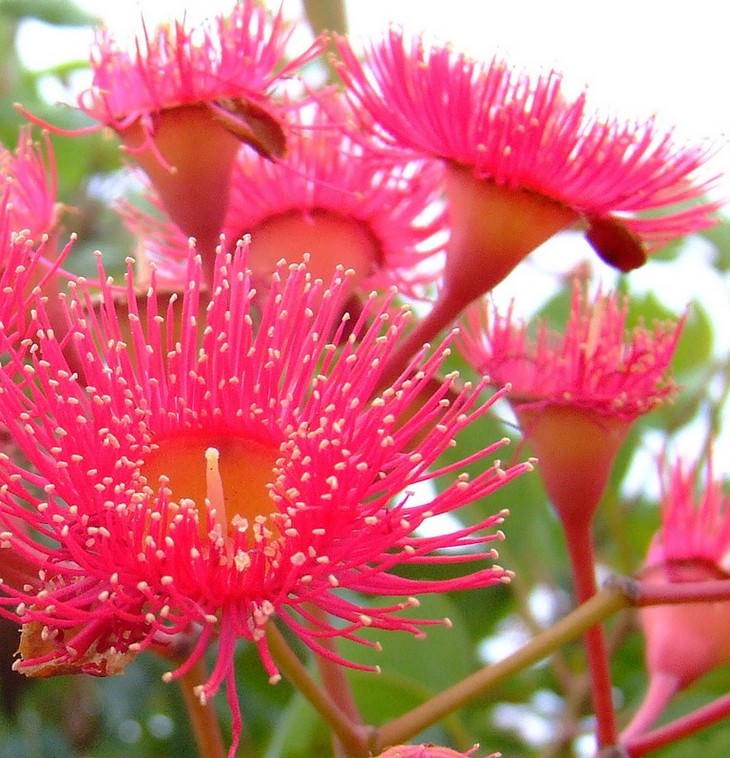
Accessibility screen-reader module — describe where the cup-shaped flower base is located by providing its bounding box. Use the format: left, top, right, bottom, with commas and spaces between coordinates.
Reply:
513, 403, 630, 528
120, 104, 243, 263
444, 163, 578, 305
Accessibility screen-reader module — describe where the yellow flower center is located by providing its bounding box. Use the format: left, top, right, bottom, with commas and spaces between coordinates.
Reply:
142, 432, 280, 540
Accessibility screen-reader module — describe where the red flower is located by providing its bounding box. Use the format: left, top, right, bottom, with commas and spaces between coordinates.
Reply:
335, 29, 718, 377
0, 128, 71, 338
0, 244, 528, 756
0, 128, 59, 242
67, 2, 324, 270
623, 456, 730, 739
459, 280, 681, 522
374, 744, 487, 757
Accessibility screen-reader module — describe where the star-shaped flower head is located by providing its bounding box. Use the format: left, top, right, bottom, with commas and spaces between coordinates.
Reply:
125, 94, 447, 303
622, 456, 730, 740
0, 243, 528, 756
459, 280, 681, 526
71, 2, 324, 273
335, 29, 718, 372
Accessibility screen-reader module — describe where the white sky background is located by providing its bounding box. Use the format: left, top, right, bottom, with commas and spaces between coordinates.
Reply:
15, 0, 730, 486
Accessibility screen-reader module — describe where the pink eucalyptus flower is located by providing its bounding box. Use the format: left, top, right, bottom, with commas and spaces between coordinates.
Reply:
0, 243, 528, 756
124, 95, 447, 300
335, 29, 718, 377
36, 2, 325, 271
0, 128, 73, 339
459, 280, 681, 524
622, 456, 730, 740
375, 744, 490, 757
0, 128, 59, 243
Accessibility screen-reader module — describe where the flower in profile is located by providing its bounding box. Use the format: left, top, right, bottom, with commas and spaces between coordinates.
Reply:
335, 29, 718, 372
622, 456, 730, 740
461, 280, 681, 746
0, 243, 528, 755
459, 280, 681, 526
52, 2, 324, 269
125, 94, 447, 302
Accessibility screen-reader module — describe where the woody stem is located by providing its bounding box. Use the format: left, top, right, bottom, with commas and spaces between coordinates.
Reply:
373, 585, 628, 752
266, 623, 372, 757
178, 657, 226, 758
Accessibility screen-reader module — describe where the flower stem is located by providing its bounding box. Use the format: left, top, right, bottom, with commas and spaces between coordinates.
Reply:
178, 657, 226, 758
620, 671, 680, 741
563, 518, 618, 749
265, 623, 372, 757
630, 577, 730, 605
309, 607, 363, 757
622, 692, 730, 757
373, 585, 628, 752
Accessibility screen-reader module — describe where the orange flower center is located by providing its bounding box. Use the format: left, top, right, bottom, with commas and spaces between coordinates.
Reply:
142, 431, 280, 540
245, 208, 380, 292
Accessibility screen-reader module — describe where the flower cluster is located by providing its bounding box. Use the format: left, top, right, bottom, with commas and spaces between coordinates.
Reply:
125, 94, 448, 299
0, 1, 726, 756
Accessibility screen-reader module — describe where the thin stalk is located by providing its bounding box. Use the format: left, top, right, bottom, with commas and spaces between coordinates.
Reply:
541, 605, 633, 758
265, 623, 371, 757
373, 586, 628, 752
497, 535, 574, 692
563, 518, 618, 749
178, 658, 226, 758
623, 692, 730, 757
308, 607, 363, 758
311, 628, 362, 727
620, 671, 680, 742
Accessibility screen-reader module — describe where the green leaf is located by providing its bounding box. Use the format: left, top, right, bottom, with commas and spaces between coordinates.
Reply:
338, 593, 474, 690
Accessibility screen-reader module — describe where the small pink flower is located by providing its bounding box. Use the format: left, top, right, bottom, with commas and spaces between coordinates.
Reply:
62, 3, 324, 269
0, 243, 528, 756
335, 29, 718, 375
0, 128, 72, 338
623, 456, 730, 739
459, 281, 681, 522
374, 744, 491, 757
0, 128, 59, 242
125, 95, 447, 299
